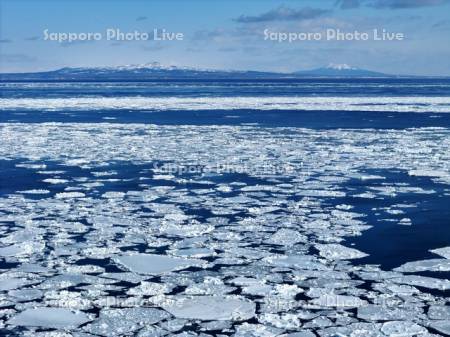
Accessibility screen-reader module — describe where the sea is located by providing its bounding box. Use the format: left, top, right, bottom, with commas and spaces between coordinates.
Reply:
0, 78, 449, 335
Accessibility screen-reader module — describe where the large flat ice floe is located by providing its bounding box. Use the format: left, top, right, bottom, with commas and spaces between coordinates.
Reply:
392, 275, 450, 290
161, 296, 256, 321
394, 258, 450, 272
84, 308, 170, 336
7, 308, 90, 329
114, 253, 206, 275
431, 246, 450, 259
316, 244, 368, 260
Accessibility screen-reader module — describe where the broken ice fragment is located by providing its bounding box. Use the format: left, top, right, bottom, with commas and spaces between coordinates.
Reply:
85, 308, 170, 336
234, 322, 283, 337
392, 275, 450, 290
318, 322, 384, 337
18, 189, 50, 194
429, 321, 450, 336
0, 244, 29, 257
265, 229, 307, 246
161, 295, 255, 321
357, 305, 422, 321
394, 258, 450, 272
114, 253, 205, 275
264, 254, 328, 270
310, 294, 367, 308
316, 244, 368, 260
8, 288, 43, 302
428, 305, 450, 320
0, 278, 37, 291
279, 331, 316, 337
127, 281, 173, 296
55, 192, 86, 199
258, 313, 302, 329
408, 169, 449, 178
43, 178, 68, 184
430, 246, 450, 259
7, 307, 90, 329
380, 321, 427, 337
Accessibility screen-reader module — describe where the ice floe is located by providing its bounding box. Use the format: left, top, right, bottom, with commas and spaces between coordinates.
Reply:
114, 253, 206, 275
430, 246, 450, 259
2, 96, 450, 113
7, 307, 90, 329
0, 121, 449, 336
392, 275, 450, 290
161, 295, 256, 321
394, 258, 450, 272
84, 308, 170, 336
316, 244, 368, 260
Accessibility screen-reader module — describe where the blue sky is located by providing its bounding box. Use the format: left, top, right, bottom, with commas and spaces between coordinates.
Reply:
1, 0, 449, 75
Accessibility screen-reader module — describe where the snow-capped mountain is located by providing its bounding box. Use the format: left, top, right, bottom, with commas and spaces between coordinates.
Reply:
50, 62, 238, 78
58, 62, 213, 73
294, 64, 390, 77
326, 63, 357, 71
0, 62, 283, 80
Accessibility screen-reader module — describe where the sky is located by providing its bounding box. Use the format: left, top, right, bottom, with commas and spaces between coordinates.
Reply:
1, 0, 450, 75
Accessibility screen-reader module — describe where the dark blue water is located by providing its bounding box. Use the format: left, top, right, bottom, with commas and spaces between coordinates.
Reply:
2, 78, 450, 98
343, 169, 450, 272
2, 109, 450, 129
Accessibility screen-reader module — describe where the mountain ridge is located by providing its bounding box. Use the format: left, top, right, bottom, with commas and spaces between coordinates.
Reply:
293, 63, 390, 78
0, 62, 419, 80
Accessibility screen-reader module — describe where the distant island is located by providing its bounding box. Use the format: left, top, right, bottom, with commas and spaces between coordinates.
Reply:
0, 62, 421, 81
293, 63, 389, 78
